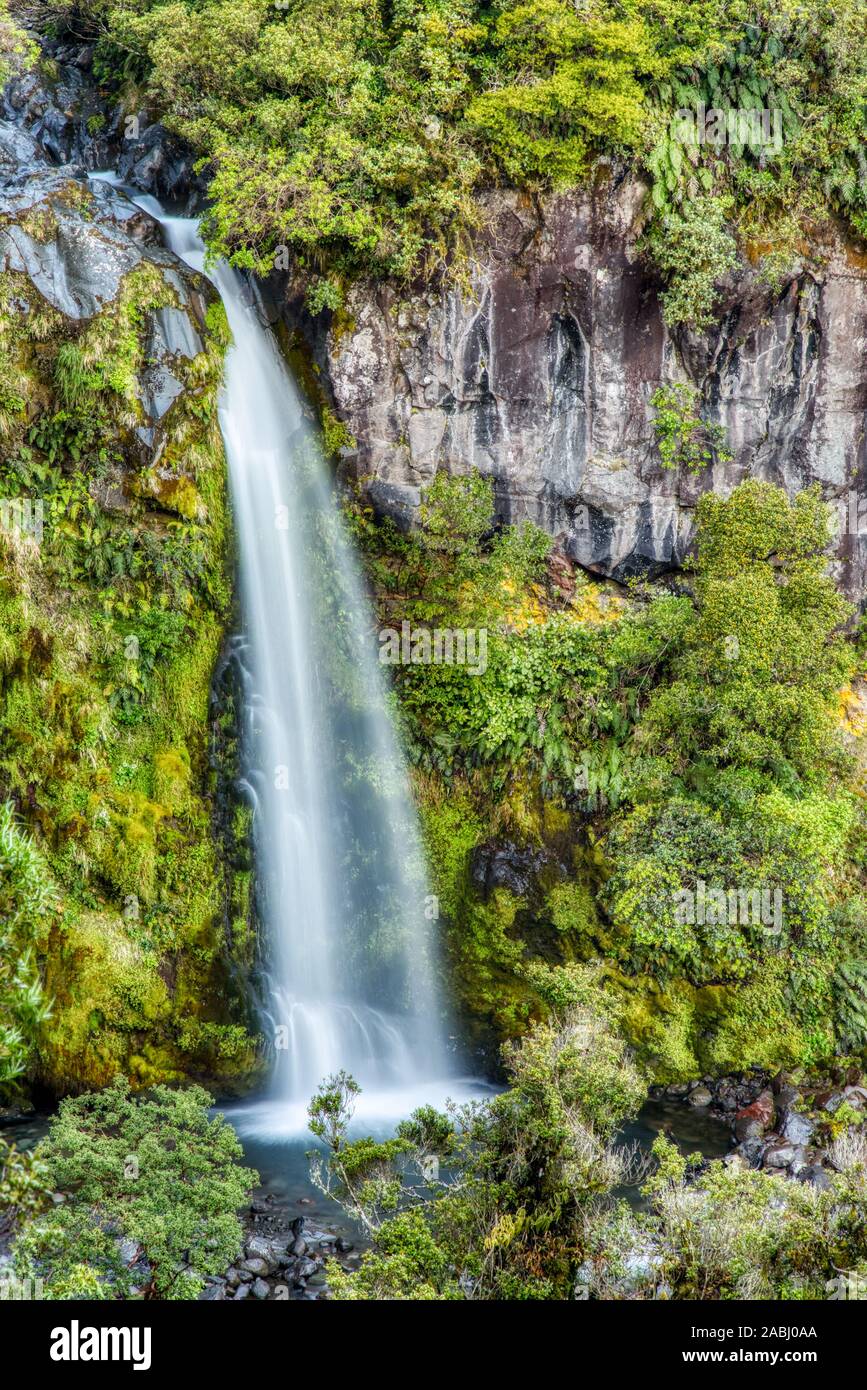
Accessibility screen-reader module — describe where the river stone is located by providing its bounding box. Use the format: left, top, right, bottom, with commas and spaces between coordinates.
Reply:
734, 1089, 775, 1141
782, 1112, 815, 1146
763, 1142, 804, 1169
240, 1256, 269, 1277
244, 1235, 276, 1267
797, 1165, 833, 1191
251, 1277, 271, 1300
294, 1258, 318, 1284
736, 1138, 766, 1168
688, 1085, 713, 1107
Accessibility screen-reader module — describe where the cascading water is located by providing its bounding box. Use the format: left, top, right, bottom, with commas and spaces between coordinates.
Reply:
98, 178, 469, 1134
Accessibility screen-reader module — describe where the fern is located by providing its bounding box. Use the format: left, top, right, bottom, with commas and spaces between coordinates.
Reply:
835, 960, 867, 1052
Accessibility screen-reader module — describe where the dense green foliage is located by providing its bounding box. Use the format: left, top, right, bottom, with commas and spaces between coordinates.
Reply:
0, 802, 54, 1089
354, 470, 863, 1074
38, 0, 867, 321
12, 1077, 257, 1298
650, 382, 732, 469
0, 1132, 52, 1234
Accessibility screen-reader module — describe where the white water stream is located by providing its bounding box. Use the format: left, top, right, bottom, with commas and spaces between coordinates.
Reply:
96, 178, 477, 1134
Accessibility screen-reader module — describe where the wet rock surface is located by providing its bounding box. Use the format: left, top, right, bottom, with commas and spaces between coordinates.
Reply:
202, 1193, 359, 1302
470, 839, 550, 899
2, 40, 203, 207
0, 77, 214, 456
650, 1065, 867, 1181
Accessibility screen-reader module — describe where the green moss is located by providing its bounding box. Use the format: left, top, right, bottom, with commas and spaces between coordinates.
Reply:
545, 880, 598, 938
38, 909, 171, 1092
698, 961, 834, 1075
321, 404, 356, 458
416, 781, 484, 921
0, 229, 258, 1094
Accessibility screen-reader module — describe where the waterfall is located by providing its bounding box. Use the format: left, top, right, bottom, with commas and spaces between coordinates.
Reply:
100, 181, 463, 1134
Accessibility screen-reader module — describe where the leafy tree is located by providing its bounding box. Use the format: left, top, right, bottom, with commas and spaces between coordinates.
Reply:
643, 198, 739, 330
636, 481, 851, 788
419, 468, 494, 556
13, 1077, 258, 1298
650, 381, 732, 469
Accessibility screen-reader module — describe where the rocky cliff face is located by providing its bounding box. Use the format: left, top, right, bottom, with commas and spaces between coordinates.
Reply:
2, 39, 200, 203
282, 173, 867, 603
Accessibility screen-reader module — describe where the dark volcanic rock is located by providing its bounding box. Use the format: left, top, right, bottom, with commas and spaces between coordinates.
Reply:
797, 1165, 834, 1191
734, 1089, 775, 1142
470, 840, 549, 898
282, 179, 867, 601
0, 112, 212, 451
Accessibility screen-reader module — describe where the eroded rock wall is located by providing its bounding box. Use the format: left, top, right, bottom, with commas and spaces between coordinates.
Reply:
286, 174, 867, 601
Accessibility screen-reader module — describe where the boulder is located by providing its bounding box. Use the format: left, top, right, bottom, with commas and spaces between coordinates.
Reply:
796, 1165, 833, 1191
688, 1085, 713, 1108
763, 1143, 805, 1170
244, 1236, 277, 1270
782, 1112, 815, 1146
734, 1089, 775, 1142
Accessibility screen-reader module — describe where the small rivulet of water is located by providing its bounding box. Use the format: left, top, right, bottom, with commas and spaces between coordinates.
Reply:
94, 177, 477, 1136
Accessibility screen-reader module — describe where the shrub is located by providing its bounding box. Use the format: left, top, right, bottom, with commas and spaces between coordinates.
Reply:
13, 1077, 258, 1299
419, 469, 494, 556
